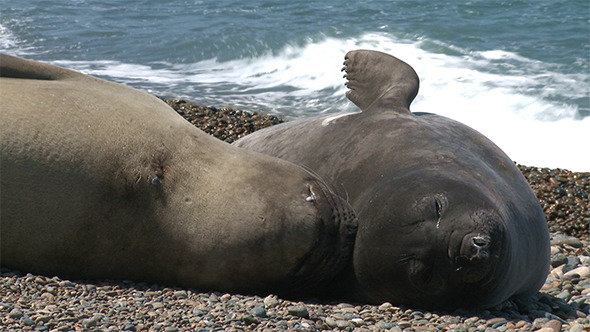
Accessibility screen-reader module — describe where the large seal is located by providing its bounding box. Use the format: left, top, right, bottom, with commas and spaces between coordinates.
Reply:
0, 54, 358, 299
234, 50, 550, 309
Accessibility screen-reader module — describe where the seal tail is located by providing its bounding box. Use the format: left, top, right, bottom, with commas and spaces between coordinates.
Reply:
0, 54, 77, 80
342, 50, 419, 114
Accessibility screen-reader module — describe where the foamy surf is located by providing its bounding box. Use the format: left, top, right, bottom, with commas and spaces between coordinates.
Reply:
3, 29, 588, 171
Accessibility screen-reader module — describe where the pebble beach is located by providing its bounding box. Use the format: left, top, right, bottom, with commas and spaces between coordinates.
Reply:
1, 100, 588, 332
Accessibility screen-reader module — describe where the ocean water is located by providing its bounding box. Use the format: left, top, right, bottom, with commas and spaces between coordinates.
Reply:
2, 0, 589, 171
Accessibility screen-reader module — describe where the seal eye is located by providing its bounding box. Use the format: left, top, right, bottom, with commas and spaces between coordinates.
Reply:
434, 198, 442, 219
432, 194, 447, 219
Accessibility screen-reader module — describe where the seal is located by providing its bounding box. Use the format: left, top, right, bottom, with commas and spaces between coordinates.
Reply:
234, 50, 550, 309
0, 54, 358, 299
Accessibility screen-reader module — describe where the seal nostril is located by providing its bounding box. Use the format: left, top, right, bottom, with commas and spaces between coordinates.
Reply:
460, 234, 491, 262
472, 236, 489, 248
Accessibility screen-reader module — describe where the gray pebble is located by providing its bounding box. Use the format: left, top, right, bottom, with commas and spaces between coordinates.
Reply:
263, 294, 279, 308
532, 317, 549, 329
551, 234, 584, 248
557, 290, 572, 301
122, 323, 136, 331
8, 308, 23, 319
173, 290, 188, 299
569, 323, 586, 332
375, 320, 395, 329
551, 253, 568, 267
241, 315, 260, 325
287, 304, 309, 318
250, 306, 267, 318
22, 317, 35, 325
378, 302, 393, 310
325, 317, 338, 328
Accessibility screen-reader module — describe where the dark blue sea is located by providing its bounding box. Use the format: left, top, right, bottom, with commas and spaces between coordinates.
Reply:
1, 0, 589, 170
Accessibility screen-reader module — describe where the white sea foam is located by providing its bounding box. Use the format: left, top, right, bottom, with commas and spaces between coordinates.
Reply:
18, 32, 589, 171
0, 23, 35, 55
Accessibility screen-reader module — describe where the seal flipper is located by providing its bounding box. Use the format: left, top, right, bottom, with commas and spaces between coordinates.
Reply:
343, 50, 419, 114
0, 54, 76, 80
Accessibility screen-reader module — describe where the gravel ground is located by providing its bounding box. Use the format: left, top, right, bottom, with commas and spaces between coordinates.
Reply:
1, 101, 588, 332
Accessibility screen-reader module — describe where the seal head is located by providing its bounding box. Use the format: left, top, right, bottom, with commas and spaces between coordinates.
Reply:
349, 175, 511, 309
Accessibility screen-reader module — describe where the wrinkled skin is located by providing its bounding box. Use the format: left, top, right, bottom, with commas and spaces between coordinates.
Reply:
235, 50, 550, 310
0, 54, 358, 299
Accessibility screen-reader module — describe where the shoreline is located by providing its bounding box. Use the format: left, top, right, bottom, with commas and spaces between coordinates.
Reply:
1, 100, 588, 332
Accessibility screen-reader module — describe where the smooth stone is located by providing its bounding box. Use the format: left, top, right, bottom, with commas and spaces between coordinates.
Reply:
556, 291, 572, 301
22, 317, 35, 326
336, 320, 350, 328
551, 234, 583, 248
241, 315, 260, 325
151, 302, 165, 309
551, 253, 568, 267
263, 295, 279, 308
325, 317, 338, 328
378, 302, 393, 310
542, 319, 562, 332
375, 321, 395, 329
532, 318, 549, 329
173, 290, 188, 299
551, 265, 564, 278
122, 324, 136, 331
8, 308, 23, 319
567, 256, 582, 267
569, 324, 586, 332
287, 305, 309, 318
350, 318, 364, 326
82, 315, 102, 328
487, 317, 507, 325
250, 306, 267, 318
565, 266, 590, 279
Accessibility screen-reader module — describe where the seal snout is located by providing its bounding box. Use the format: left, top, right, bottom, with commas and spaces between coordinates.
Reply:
460, 234, 491, 261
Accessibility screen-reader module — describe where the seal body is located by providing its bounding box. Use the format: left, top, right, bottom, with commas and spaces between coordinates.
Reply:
0, 54, 358, 298
235, 50, 550, 309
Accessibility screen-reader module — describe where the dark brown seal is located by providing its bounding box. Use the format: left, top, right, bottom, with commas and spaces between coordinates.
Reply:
234, 50, 550, 310
0, 54, 358, 299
